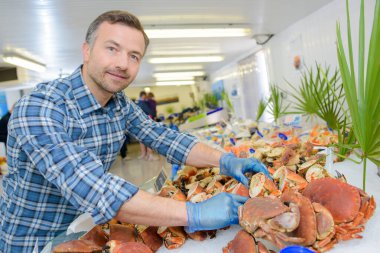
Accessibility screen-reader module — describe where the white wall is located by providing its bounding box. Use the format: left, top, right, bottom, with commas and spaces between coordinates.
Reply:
210, 0, 376, 120
5, 89, 22, 109
265, 0, 375, 91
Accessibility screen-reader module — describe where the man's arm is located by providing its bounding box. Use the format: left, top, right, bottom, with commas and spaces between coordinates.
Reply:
185, 142, 223, 167
115, 190, 187, 226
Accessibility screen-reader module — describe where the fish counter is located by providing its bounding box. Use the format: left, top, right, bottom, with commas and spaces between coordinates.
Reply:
43, 157, 379, 253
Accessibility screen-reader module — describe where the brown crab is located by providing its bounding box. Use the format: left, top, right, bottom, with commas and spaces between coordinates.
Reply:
303, 177, 376, 241
239, 190, 336, 252
106, 240, 153, 253
239, 196, 304, 249
223, 229, 274, 253
157, 226, 187, 249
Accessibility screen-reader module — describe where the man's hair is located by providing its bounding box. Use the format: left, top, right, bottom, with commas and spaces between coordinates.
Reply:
139, 91, 147, 97
85, 10, 149, 52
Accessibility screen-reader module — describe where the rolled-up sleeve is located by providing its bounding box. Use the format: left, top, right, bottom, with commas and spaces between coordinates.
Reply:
10, 95, 137, 224
125, 102, 199, 165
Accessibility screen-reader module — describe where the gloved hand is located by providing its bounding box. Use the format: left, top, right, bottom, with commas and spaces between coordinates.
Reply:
186, 192, 248, 232
219, 153, 272, 186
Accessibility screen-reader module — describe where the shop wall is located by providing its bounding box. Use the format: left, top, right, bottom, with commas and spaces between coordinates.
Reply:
210, 0, 375, 121
265, 0, 375, 92
124, 85, 197, 117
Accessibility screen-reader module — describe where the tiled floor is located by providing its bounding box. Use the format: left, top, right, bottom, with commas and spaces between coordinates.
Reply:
0, 143, 171, 195
109, 143, 172, 187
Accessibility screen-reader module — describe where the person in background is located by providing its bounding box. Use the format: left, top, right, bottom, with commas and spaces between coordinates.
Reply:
136, 91, 152, 116
135, 91, 157, 160
0, 104, 14, 147
0, 10, 271, 252
146, 92, 157, 120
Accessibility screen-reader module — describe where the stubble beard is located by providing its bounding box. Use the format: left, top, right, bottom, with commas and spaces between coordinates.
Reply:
90, 67, 132, 95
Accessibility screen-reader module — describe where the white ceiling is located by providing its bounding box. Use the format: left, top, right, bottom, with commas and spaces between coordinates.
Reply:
0, 0, 333, 87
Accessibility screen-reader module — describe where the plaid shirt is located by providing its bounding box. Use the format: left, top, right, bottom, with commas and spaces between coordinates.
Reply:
0, 66, 198, 253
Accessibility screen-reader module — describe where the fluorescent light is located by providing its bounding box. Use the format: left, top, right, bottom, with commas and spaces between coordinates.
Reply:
156, 76, 195, 81
3, 55, 46, 72
153, 71, 206, 78
149, 56, 223, 64
156, 80, 195, 86
145, 25, 251, 38
154, 64, 204, 72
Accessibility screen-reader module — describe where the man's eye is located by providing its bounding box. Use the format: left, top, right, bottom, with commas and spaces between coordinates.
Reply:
108, 47, 116, 52
131, 55, 140, 62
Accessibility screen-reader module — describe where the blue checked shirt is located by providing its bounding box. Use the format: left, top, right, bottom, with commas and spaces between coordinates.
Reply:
0, 66, 198, 253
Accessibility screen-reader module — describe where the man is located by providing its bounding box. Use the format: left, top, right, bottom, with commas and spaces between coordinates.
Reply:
0, 10, 270, 252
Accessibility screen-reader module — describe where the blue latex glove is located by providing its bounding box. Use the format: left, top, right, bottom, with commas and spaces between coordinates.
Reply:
186, 192, 248, 232
219, 153, 272, 186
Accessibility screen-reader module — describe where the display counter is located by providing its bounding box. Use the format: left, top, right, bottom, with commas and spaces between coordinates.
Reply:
42, 157, 379, 253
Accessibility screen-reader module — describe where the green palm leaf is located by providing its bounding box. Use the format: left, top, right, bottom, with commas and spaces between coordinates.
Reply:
336, 0, 380, 190
267, 85, 289, 124
256, 98, 268, 121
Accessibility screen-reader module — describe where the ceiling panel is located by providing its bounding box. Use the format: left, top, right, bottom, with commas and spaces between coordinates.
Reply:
0, 0, 333, 87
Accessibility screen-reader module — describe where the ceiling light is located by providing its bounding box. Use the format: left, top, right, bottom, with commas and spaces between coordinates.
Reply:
2, 54, 46, 72
145, 25, 251, 38
148, 55, 224, 64
156, 80, 195, 86
155, 76, 195, 81
153, 71, 206, 78
154, 64, 204, 72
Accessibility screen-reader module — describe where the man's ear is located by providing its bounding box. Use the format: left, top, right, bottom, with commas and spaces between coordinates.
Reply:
82, 42, 90, 62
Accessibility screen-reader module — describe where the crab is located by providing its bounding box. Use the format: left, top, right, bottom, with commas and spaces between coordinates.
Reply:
109, 224, 138, 242
53, 240, 103, 253
80, 225, 109, 247
224, 178, 250, 197
157, 226, 187, 249
158, 185, 186, 201
136, 225, 163, 252
249, 172, 281, 197
238, 196, 304, 249
239, 190, 336, 252
303, 177, 376, 241
105, 240, 153, 253
281, 190, 336, 252
273, 147, 300, 168
223, 229, 274, 253
272, 166, 308, 192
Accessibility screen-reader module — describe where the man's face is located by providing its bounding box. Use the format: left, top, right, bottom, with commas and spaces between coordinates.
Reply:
82, 22, 145, 96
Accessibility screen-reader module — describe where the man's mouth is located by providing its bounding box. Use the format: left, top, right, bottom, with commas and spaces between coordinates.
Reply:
107, 71, 128, 79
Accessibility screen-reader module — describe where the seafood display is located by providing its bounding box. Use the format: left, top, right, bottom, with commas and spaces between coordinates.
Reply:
52, 123, 376, 252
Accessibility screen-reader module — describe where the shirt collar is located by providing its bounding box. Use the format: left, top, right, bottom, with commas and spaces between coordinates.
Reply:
69, 65, 123, 116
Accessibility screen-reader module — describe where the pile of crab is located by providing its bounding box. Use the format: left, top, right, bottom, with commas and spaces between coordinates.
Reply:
170, 137, 375, 253
53, 140, 376, 253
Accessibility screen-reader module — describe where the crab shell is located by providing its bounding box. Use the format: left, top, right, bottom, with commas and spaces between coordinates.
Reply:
106, 240, 153, 253
281, 189, 317, 246
249, 172, 280, 197
158, 185, 186, 201
186, 230, 208, 241
53, 240, 102, 253
136, 225, 163, 252
238, 197, 293, 234
302, 178, 361, 223
109, 224, 137, 242
157, 226, 187, 249
222, 230, 257, 253
80, 225, 109, 247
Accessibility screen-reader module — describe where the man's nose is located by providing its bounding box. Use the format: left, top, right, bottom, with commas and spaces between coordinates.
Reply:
116, 53, 129, 70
